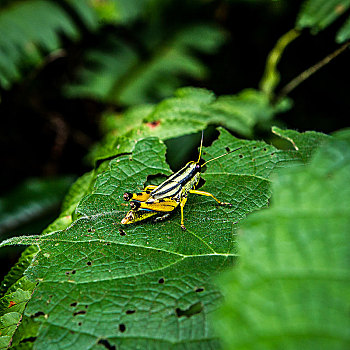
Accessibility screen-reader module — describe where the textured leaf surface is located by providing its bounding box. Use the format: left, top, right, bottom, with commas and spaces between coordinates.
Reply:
213, 136, 350, 349
0, 128, 326, 349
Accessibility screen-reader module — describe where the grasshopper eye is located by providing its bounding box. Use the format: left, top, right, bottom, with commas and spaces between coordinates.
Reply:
130, 201, 141, 210
123, 192, 132, 201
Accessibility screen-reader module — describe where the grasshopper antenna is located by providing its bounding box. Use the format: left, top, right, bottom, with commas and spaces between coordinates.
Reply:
201, 146, 242, 167
197, 130, 204, 163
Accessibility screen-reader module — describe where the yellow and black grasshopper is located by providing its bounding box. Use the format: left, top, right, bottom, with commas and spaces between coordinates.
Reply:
121, 134, 241, 230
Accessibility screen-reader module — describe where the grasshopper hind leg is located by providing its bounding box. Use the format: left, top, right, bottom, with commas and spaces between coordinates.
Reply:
154, 213, 171, 223
189, 189, 232, 206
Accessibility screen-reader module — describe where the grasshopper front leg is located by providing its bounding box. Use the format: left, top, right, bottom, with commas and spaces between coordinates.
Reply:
180, 197, 188, 231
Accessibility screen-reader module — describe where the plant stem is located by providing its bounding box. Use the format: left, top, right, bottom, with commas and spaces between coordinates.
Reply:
260, 29, 300, 97
274, 41, 350, 104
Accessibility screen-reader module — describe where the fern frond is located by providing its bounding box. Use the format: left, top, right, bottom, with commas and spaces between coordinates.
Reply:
65, 23, 226, 105
0, 0, 81, 88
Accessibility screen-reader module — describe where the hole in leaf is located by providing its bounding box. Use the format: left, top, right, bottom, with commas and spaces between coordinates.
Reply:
195, 287, 204, 293
126, 310, 135, 315
119, 324, 126, 332
87, 228, 95, 233
78, 322, 82, 326
263, 148, 267, 151
85, 305, 89, 309
158, 278, 165, 284
71, 270, 76, 275
33, 311, 45, 318
225, 147, 230, 152
239, 154, 243, 159
271, 152, 275, 156
20, 337, 37, 343
70, 302, 77, 307
175, 302, 203, 318
87, 261, 92, 266
73, 310, 86, 316
97, 339, 116, 350
119, 229, 126, 236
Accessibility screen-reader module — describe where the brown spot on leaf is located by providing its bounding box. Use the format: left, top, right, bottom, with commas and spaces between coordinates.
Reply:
146, 120, 161, 129
8, 301, 16, 308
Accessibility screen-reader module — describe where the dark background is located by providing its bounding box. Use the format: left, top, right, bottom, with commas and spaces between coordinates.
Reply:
0, 0, 349, 280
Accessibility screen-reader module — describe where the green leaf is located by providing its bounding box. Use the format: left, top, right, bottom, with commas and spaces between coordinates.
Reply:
212, 136, 350, 349
91, 87, 289, 163
297, 0, 350, 43
272, 126, 330, 162
0, 127, 326, 349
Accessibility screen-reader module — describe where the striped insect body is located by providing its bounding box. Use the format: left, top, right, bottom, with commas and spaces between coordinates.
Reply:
121, 133, 241, 230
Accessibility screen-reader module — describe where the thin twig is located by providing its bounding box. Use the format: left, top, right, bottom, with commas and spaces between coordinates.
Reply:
274, 40, 350, 104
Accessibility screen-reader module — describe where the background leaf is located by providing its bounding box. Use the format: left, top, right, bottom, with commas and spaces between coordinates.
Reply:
0, 127, 327, 349
212, 135, 350, 349
89, 87, 290, 163
0, 177, 74, 237
297, 0, 350, 43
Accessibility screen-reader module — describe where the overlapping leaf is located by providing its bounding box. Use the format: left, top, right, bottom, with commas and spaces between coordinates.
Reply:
0, 127, 328, 349
213, 135, 350, 349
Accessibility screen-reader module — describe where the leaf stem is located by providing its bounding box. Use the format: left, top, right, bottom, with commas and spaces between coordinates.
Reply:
274, 40, 350, 104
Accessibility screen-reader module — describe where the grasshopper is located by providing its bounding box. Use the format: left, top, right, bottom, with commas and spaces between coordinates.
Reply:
121, 133, 241, 230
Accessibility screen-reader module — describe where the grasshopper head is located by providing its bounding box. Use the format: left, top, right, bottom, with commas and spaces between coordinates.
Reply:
185, 160, 202, 172
121, 208, 158, 225
121, 210, 136, 225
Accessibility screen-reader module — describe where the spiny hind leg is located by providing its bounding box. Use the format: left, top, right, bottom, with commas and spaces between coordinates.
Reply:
180, 197, 188, 231
154, 213, 171, 223
189, 189, 232, 206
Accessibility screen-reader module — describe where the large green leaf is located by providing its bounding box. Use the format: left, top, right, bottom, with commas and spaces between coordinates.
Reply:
0, 127, 327, 349
212, 135, 350, 349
